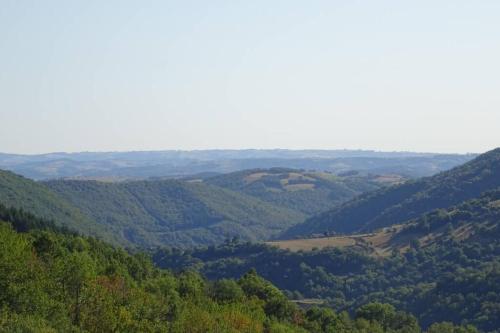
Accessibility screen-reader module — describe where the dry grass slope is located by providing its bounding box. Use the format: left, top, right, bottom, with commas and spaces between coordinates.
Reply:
267, 225, 406, 257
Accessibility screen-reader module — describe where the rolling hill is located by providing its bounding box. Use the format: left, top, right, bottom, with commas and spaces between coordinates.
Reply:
45, 179, 306, 247
0, 169, 118, 242
0, 150, 474, 180
203, 168, 402, 215
283, 147, 500, 237
0, 168, 307, 247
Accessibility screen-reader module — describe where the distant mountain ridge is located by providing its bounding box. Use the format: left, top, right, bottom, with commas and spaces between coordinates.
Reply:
0, 149, 475, 180
283, 147, 500, 237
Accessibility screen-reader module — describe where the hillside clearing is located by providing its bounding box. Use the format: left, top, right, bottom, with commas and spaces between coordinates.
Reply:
267, 226, 404, 256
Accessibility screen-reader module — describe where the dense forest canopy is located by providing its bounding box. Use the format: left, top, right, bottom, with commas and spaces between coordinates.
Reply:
45, 178, 305, 248
0, 170, 116, 242
154, 190, 500, 332
0, 204, 478, 333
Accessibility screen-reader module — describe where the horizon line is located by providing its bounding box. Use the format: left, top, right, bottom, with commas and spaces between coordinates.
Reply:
0, 147, 484, 156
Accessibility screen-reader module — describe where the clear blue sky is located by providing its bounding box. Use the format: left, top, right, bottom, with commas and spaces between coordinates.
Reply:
1, 0, 499, 154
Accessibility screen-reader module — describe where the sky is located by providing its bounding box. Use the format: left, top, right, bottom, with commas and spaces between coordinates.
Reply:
0, 1, 499, 154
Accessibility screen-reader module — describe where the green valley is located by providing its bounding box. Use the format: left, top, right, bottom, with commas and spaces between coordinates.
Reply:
45, 179, 306, 248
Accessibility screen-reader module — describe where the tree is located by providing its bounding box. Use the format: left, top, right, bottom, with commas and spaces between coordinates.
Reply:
56, 252, 96, 326
210, 279, 245, 303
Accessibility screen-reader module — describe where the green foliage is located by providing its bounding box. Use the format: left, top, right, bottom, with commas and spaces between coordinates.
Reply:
155, 191, 500, 332
0, 206, 457, 333
210, 279, 245, 303
285, 148, 500, 236
0, 168, 312, 248
0, 170, 114, 242
45, 178, 305, 247
356, 303, 420, 332
0, 310, 59, 333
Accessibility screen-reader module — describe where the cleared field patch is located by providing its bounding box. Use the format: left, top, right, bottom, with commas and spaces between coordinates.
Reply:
291, 299, 325, 309
267, 226, 403, 256
267, 236, 357, 251
373, 174, 406, 184
284, 183, 315, 191
186, 179, 203, 183
279, 172, 317, 186
288, 172, 316, 181
243, 172, 269, 183
489, 199, 500, 209
312, 172, 338, 182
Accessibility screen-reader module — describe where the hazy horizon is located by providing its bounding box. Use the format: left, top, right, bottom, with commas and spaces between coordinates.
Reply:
0, 147, 484, 156
1, 1, 499, 154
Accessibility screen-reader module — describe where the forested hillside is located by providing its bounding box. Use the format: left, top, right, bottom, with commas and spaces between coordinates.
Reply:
0, 204, 473, 333
154, 190, 500, 332
0, 168, 313, 248
0, 170, 119, 243
284, 148, 500, 237
204, 168, 397, 215
45, 179, 305, 248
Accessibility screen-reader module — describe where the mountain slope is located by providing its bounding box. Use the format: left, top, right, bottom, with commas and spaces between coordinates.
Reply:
389, 189, 500, 249
45, 179, 306, 247
283, 147, 500, 237
204, 168, 399, 215
154, 190, 500, 331
0, 170, 117, 242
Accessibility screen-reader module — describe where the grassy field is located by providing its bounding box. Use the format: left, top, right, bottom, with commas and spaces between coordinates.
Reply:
270, 214, 486, 258
267, 226, 403, 256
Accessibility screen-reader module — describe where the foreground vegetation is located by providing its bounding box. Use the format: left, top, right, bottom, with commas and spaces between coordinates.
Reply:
1, 149, 498, 332
154, 191, 500, 332
0, 204, 480, 333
